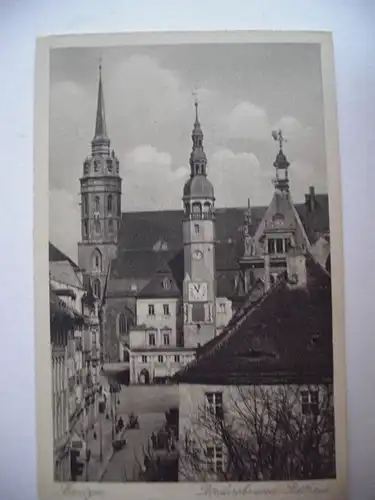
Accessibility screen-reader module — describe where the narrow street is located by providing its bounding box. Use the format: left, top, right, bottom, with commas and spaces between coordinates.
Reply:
89, 383, 179, 482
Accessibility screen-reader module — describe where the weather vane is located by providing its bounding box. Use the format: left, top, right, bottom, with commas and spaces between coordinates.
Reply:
272, 129, 286, 151
192, 88, 199, 106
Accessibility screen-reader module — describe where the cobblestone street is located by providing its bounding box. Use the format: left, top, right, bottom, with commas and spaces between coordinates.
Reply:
86, 384, 179, 481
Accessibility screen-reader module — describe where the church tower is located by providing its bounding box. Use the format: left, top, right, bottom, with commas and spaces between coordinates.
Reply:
182, 99, 216, 348
77, 64, 122, 300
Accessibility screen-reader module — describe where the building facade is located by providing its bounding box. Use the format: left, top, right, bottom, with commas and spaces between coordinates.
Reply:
175, 249, 335, 481
49, 246, 102, 480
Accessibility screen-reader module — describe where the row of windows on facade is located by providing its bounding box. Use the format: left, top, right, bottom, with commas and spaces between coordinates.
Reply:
83, 219, 116, 238
140, 353, 183, 363
204, 389, 320, 419
146, 303, 227, 316
267, 237, 292, 255
148, 332, 171, 346
84, 158, 119, 175
185, 201, 213, 215
82, 194, 120, 216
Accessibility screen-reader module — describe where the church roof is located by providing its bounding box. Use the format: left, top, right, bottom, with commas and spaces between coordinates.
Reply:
173, 256, 333, 386
111, 196, 329, 288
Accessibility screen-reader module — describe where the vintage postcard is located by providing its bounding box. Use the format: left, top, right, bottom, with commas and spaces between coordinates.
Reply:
34, 31, 347, 500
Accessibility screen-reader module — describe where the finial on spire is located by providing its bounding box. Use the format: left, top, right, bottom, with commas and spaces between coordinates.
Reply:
192, 90, 199, 123
272, 129, 287, 152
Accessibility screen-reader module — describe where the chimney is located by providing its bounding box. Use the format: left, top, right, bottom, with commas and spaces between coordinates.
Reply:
286, 249, 307, 289
305, 185, 316, 212
264, 252, 271, 292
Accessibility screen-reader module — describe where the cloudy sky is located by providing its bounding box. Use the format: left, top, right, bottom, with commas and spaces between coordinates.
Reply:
49, 42, 327, 261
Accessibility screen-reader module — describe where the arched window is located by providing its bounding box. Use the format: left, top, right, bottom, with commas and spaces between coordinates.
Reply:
94, 196, 100, 211
83, 195, 88, 216
94, 220, 101, 234
108, 219, 114, 233
107, 194, 113, 213
93, 279, 101, 298
117, 313, 127, 337
92, 248, 102, 271
192, 202, 202, 214
203, 202, 211, 212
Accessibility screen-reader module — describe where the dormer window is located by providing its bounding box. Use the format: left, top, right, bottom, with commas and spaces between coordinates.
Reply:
162, 278, 171, 290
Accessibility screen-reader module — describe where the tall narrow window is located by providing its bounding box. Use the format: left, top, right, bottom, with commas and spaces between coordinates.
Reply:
192, 202, 202, 214
301, 389, 319, 416
93, 279, 101, 299
92, 249, 102, 271
108, 220, 114, 233
205, 392, 223, 419
83, 221, 88, 238
148, 304, 155, 316
194, 224, 200, 234
118, 313, 126, 337
83, 195, 88, 216
148, 333, 156, 346
163, 334, 170, 346
94, 220, 101, 234
94, 196, 100, 211
158, 355, 164, 363
276, 238, 283, 254
107, 194, 113, 213
206, 445, 223, 473
163, 304, 170, 316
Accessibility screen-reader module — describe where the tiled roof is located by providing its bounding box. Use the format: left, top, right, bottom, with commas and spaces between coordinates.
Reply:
49, 242, 79, 269
174, 256, 333, 386
49, 261, 83, 290
137, 270, 181, 299
113, 197, 328, 274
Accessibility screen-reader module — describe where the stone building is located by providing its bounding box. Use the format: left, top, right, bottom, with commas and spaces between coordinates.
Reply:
75, 67, 331, 383
174, 252, 335, 481
50, 288, 74, 481
49, 243, 102, 479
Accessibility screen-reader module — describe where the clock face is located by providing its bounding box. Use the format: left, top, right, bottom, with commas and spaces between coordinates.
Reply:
188, 282, 208, 302
192, 250, 203, 261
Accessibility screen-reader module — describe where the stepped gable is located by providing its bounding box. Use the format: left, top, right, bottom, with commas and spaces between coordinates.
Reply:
174, 256, 333, 386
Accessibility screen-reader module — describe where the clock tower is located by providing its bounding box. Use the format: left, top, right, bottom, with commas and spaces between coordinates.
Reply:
182, 99, 216, 348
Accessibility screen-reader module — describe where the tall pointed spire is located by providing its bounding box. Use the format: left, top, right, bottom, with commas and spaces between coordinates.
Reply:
92, 63, 110, 156
189, 96, 207, 177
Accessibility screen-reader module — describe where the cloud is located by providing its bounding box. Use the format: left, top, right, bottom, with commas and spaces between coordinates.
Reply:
49, 188, 81, 262
221, 101, 270, 141
272, 115, 313, 141
121, 145, 189, 211
210, 148, 274, 206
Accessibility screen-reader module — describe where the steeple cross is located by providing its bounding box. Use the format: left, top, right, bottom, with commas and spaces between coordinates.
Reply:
272, 129, 287, 151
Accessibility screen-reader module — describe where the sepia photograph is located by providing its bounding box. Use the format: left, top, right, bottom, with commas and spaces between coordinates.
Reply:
34, 31, 347, 500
